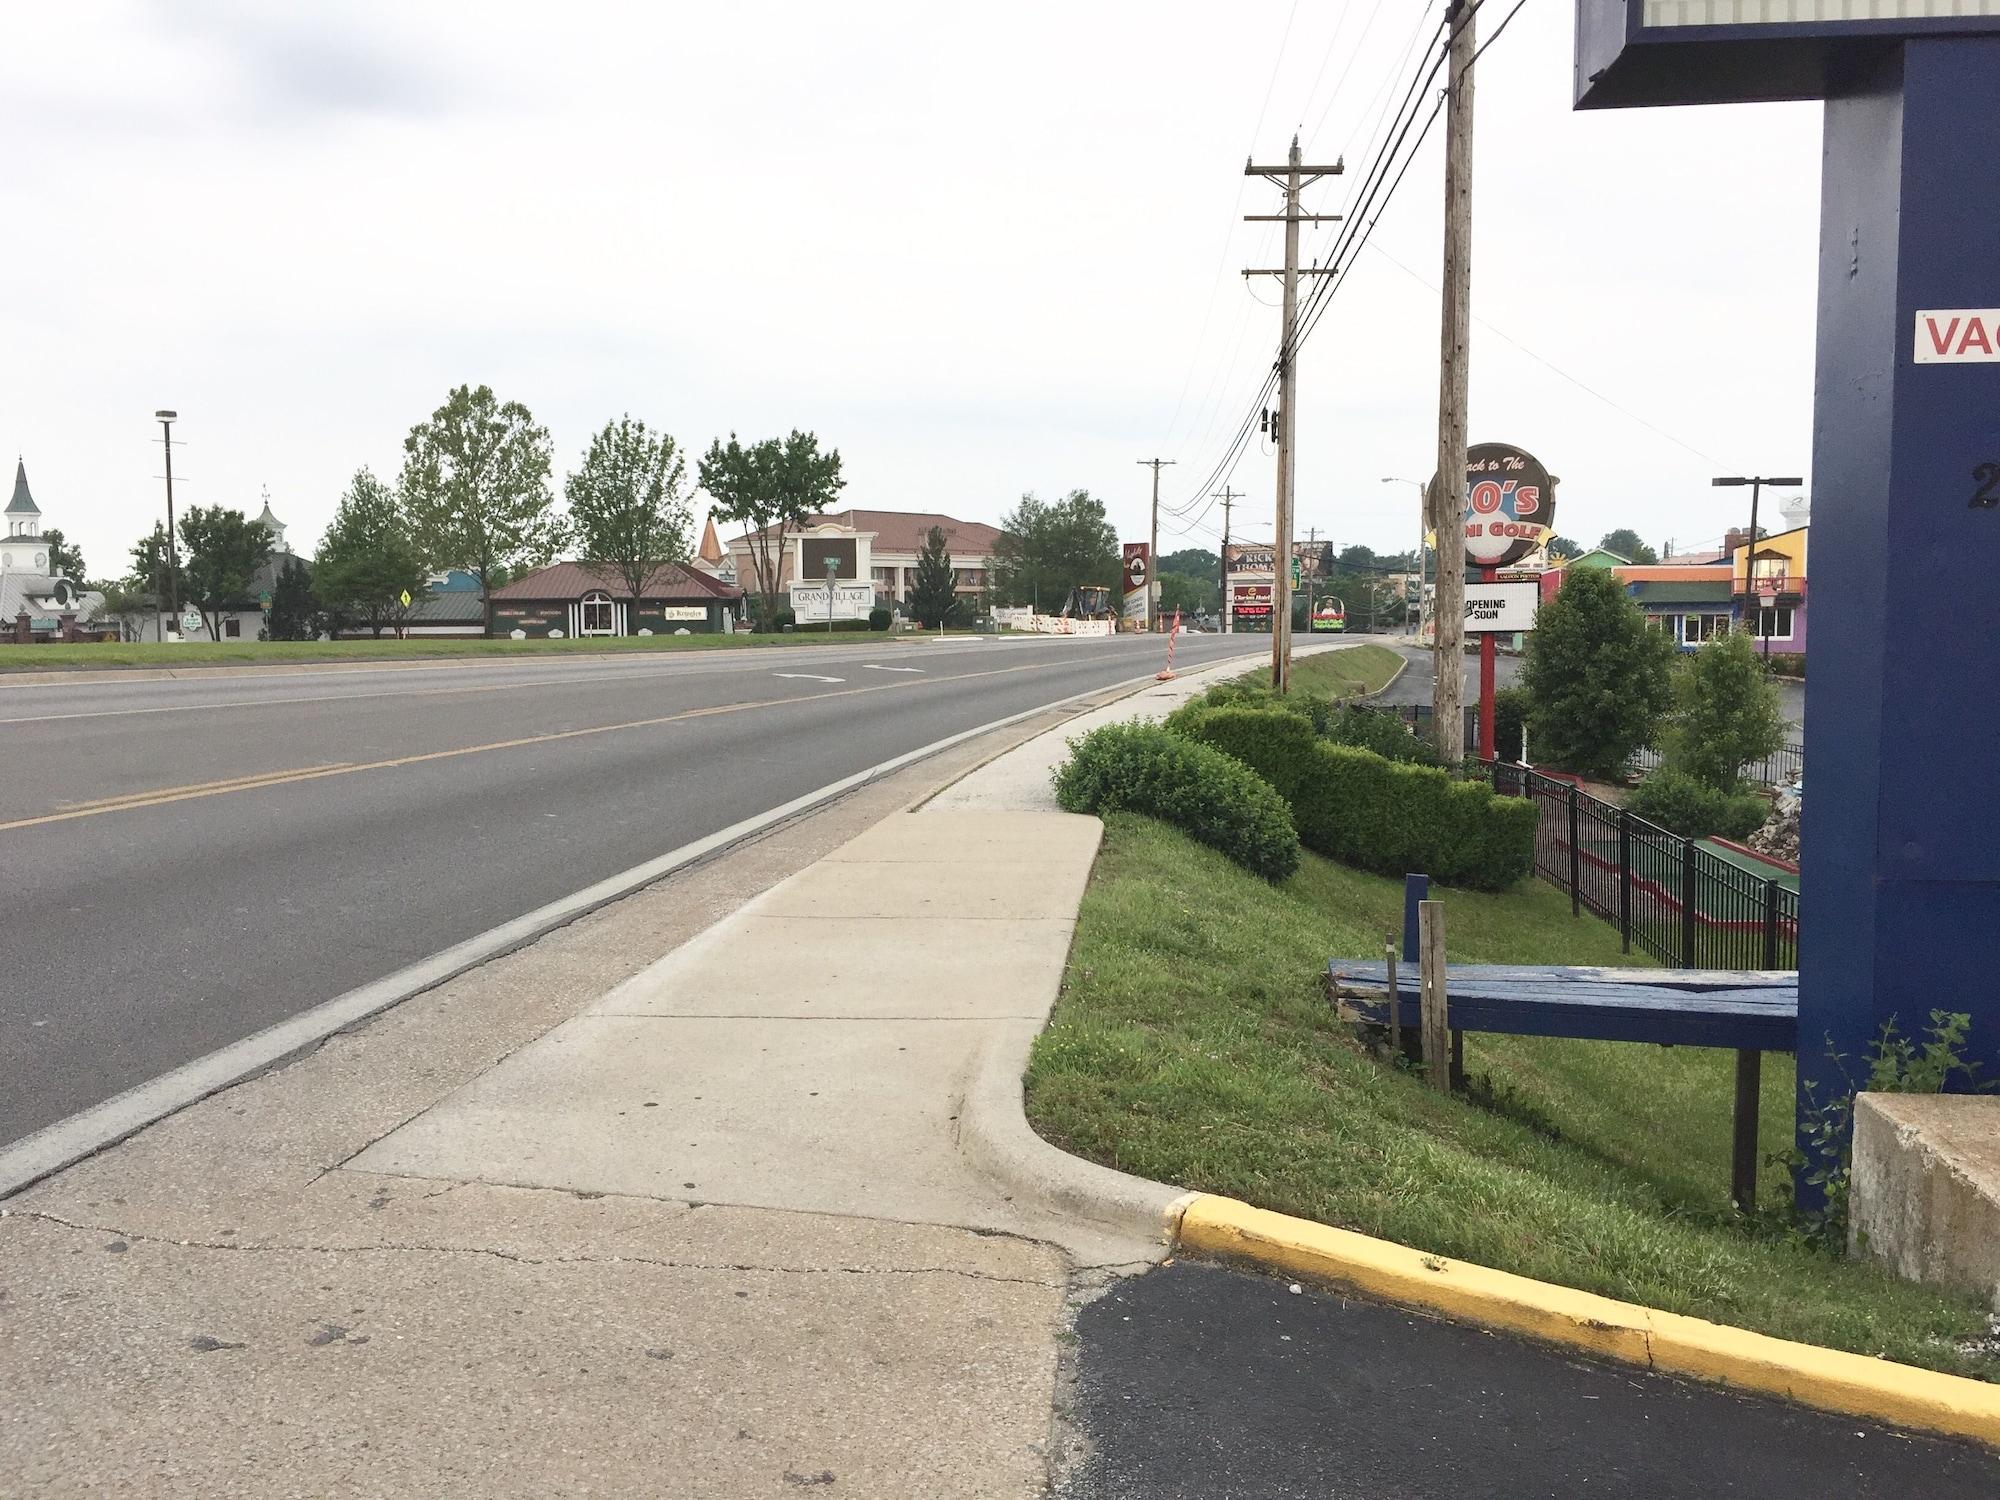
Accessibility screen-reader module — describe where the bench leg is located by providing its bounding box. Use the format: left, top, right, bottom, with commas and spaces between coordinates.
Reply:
1732, 1049, 1761, 1211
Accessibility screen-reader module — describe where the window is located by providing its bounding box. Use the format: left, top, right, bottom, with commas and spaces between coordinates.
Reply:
1752, 605, 1794, 640
224, 618, 242, 639
1682, 613, 1728, 644
580, 591, 616, 635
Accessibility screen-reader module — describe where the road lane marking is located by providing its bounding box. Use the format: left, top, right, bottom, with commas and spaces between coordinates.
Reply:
55, 763, 357, 814
0, 656, 1092, 833
862, 665, 924, 674
772, 673, 845, 683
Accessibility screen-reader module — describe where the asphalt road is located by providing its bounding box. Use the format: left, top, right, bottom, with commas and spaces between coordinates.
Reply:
1059, 1261, 2000, 1499
0, 632, 1285, 1148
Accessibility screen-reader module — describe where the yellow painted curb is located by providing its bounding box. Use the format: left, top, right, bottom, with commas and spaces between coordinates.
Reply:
1177, 1195, 2000, 1450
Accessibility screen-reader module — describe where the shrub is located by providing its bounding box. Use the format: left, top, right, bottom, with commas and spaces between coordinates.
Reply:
1491, 686, 1530, 763
1624, 769, 1768, 840
1659, 631, 1785, 792
867, 606, 892, 631
1179, 706, 1538, 890
1052, 722, 1300, 881
1522, 568, 1676, 779
1322, 705, 1438, 766
1162, 678, 1334, 737
765, 607, 797, 632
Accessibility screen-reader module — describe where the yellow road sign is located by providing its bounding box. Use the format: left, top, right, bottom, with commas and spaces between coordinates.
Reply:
399, 589, 412, 608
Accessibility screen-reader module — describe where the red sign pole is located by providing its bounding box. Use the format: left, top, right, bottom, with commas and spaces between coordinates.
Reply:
1478, 564, 1498, 761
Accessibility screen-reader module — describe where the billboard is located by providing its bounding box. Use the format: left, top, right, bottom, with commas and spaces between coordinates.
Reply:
788, 580, 874, 622
1223, 543, 1276, 576
1459, 443, 1556, 570
1230, 581, 1273, 618
1122, 542, 1151, 619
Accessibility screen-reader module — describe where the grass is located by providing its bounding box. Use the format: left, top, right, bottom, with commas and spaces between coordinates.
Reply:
0, 632, 903, 672
1282, 642, 1404, 699
1025, 812, 1997, 1378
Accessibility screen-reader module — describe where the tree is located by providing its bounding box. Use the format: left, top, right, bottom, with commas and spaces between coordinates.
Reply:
1596, 528, 1659, 565
399, 384, 559, 636
565, 415, 693, 601
129, 522, 185, 613
315, 468, 430, 639
909, 524, 959, 628
1520, 567, 1676, 779
42, 527, 85, 581
1660, 630, 1785, 791
1545, 534, 1580, 561
697, 430, 845, 629
1159, 547, 1218, 578
265, 557, 319, 641
1337, 543, 1377, 570
989, 489, 1119, 611
178, 505, 274, 640
92, 579, 152, 641
1158, 571, 1218, 617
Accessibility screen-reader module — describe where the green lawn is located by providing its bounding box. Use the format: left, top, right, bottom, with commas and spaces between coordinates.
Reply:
1026, 812, 1996, 1378
0, 632, 902, 672
1284, 642, 1403, 698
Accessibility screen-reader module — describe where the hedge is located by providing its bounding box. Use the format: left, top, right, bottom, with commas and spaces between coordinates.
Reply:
1052, 721, 1300, 881
1176, 706, 1539, 891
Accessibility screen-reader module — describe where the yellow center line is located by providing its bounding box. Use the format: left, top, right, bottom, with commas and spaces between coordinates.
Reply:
0, 659, 1067, 834
56, 763, 359, 814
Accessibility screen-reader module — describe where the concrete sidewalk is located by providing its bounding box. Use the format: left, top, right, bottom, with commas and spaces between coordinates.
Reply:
1, 650, 1293, 1497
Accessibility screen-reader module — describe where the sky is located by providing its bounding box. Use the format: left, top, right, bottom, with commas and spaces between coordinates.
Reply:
0, 0, 1821, 582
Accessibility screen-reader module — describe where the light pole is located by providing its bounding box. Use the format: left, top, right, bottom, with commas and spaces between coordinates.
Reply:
156, 410, 180, 640
1712, 474, 1803, 657
1381, 477, 1427, 637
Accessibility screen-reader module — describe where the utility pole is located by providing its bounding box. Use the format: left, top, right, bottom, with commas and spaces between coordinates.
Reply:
1137, 458, 1175, 632
155, 409, 180, 640
1246, 137, 1342, 691
1430, 1, 1477, 760
1215, 485, 1241, 633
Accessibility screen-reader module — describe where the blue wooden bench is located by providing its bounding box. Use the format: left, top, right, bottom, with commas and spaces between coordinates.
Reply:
1326, 879, 1799, 1207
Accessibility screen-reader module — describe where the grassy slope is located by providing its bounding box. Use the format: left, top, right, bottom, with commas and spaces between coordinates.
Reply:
0, 632, 900, 672
1286, 642, 1402, 699
1026, 813, 1995, 1378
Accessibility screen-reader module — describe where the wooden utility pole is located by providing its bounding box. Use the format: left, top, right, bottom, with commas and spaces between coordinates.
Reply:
1431, 0, 1477, 760
1246, 138, 1342, 691
1215, 485, 1241, 633
1137, 458, 1175, 632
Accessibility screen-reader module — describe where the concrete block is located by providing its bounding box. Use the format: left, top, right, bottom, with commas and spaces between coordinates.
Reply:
1850, 1092, 2000, 1307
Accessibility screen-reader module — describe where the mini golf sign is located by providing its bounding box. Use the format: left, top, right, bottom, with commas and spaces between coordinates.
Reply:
1460, 442, 1556, 570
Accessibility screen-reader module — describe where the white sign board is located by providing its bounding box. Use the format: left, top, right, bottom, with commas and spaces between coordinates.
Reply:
179, 606, 203, 635
1915, 309, 2000, 363
1463, 580, 1539, 633
658, 606, 708, 622
788, 581, 874, 622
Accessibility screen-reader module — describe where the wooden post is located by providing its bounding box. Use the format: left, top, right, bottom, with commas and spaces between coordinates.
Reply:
1384, 937, 1401, 1059
1732, 1048, 1762, 1210
1419, 900, 1451, 1092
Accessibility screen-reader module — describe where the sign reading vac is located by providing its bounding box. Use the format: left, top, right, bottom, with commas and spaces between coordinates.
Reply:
1915, 309, 2000, 363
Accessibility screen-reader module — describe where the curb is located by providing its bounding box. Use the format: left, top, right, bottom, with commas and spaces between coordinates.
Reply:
1361, 648, 1410, 700
1175, 1196, 2000, 1449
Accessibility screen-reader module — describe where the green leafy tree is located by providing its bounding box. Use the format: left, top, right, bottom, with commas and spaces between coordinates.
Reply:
1597, 528, 1659, 565
566, 415, 693, 601
399, 384, 559, 636
92, 579, 152, 641
129, 522, 186, 613
1521, 567, 1676, 779
909, 524, 959, 628
1158, 571, 1218, 617
989, 489, 1119, 610
315, 468, 430, 638
1158, 547, 1218, 578
1660, 630, 1785, 791
264, 557, 319, 641
42, 527, 85, 581
178, 505, 274, 640
1545, 534, 1580, 561
697, 429, 845, 629
1336, 543, 1377, 570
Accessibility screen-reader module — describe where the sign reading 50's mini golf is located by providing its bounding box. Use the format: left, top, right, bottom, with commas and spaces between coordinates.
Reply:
1460, 442, 1556, 570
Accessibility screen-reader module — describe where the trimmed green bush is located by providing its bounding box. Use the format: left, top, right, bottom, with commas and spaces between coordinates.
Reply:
867, 606, 893, 630
1491, 686, 1530, 763
1624, 769, 1768, 841
1177, 706, 1539, 891
1323, 704, 1439, 765
1052, 722, 1300, 881
1162, 678, 1334, 737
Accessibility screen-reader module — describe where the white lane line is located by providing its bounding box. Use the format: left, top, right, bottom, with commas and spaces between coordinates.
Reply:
861, 664, 924, 674
772, 673, 846, 683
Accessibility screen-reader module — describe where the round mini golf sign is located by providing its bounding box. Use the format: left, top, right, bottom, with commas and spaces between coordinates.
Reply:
1459, 441, 1555, 570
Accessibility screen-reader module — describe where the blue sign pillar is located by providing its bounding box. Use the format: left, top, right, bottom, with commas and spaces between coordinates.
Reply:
1803, 37, 2000, 1113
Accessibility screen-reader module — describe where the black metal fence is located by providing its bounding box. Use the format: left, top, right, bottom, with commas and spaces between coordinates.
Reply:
1629, 741, 1804, 788
1487, 764, 1799, 970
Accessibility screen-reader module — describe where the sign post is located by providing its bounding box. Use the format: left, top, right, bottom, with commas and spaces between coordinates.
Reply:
1574, 0, 2000, 1182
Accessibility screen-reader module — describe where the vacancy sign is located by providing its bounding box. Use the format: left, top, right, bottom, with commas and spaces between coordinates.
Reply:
1916, 310, 2000, 363
1464, 580, 1539, 633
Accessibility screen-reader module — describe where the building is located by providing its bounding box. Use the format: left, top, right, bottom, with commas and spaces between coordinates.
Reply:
1, 460, 107, 642
1732, 523, 1808, 654
725, 509, 1002, 615
489, 560, 743, 637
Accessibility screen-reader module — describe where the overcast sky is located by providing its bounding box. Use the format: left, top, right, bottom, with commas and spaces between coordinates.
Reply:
0, 0, 1820, 581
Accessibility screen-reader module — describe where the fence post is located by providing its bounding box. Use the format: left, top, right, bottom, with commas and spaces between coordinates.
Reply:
1761, 877, 1781, 970
1419, 900, 1452, 1093
1618, 810, 1632, 954
1680, 836, 1698, 968
1567, 784, 1582, 917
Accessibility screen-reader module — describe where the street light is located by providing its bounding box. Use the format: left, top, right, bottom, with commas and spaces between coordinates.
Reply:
1381, 477, 1427, 636
155, 410, 181, 639
1712, 474, 1803, 657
